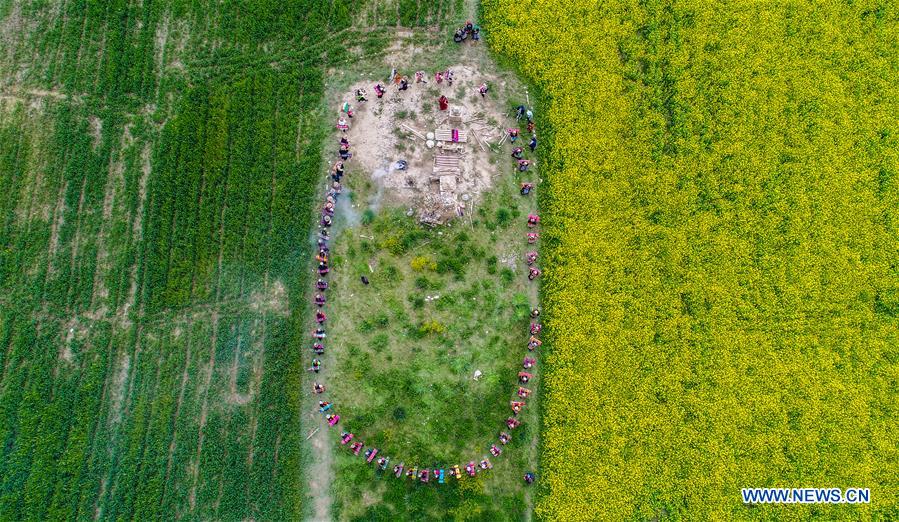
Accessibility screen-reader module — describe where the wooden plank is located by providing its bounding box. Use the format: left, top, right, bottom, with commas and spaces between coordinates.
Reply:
472, 130, 487, 152
400, 123, 426, 140
435, 156, 460, 166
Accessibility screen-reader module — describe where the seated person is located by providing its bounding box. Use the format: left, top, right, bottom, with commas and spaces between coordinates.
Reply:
366, 448, 378, 463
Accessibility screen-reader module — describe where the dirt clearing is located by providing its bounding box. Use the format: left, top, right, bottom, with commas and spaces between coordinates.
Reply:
334, 63, 514, 225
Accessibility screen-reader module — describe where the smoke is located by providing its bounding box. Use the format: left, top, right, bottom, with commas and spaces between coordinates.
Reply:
368, 162, 397, 213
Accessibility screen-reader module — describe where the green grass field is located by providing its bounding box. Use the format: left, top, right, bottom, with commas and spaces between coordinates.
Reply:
0, 1, 463, 519
324, 172, 540, 520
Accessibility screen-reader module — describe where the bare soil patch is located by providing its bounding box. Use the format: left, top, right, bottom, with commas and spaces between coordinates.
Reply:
248, 279, 289, 317
88, 115, 103, 150
335, 63, 510, 224
108, 352, 132, 427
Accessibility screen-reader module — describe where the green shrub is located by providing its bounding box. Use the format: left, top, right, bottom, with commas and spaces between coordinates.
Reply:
374, 313, 390, 328
486, 255, 498, 274
500, 268, 515, 287
410, 255, 437, 271
495, 207, 512, 227
370, 333, 389, 353
381, 264, 400, 282
418, 320, 445, 336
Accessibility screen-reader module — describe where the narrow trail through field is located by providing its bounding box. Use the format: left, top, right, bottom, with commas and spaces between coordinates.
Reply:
306, 408, 333, 521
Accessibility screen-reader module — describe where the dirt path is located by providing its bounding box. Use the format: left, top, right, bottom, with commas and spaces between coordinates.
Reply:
306, 406, 333, 521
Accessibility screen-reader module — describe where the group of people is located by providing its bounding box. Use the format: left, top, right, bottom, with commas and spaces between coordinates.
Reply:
317, 46, 540, 488
453, 20, 480, 43
311, 119, 354, 396
352, 68, 456, 119
509, 105, 538, 176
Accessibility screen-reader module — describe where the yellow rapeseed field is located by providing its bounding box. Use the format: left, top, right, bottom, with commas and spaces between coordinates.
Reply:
484, 0, 899, 519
